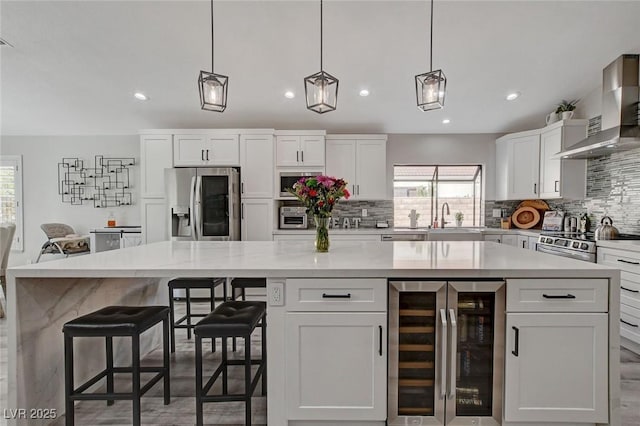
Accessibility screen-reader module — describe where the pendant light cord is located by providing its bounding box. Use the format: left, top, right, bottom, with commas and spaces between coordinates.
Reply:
429, 0, 434, 71
320, 0, 323, 72
210, 0, 215, 71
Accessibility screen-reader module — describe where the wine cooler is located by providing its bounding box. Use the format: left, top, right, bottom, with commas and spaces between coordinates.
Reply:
388, 280, 505, 425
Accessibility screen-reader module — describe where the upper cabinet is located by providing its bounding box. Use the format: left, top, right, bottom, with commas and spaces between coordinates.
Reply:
496, 120, 587, 201
275, 131, 326, 167
240, 134, 274, 198
140, 134, 173, 198
326, 135, 388, 200
174, 134, 240, 166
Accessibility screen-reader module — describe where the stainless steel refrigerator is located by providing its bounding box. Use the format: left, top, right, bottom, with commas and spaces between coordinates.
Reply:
165, 167, 240, 241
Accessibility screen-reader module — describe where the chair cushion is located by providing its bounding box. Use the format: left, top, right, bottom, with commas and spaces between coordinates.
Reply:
195, 301, 265, 337
63, 306, 170, 336
169, 277, 226, 289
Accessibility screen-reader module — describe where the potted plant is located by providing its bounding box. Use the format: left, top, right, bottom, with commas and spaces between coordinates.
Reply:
555, 99, 579, 120
455, 211, 464, 227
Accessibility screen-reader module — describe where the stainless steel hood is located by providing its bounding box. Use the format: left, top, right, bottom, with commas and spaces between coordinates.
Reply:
555, 54, 640, 159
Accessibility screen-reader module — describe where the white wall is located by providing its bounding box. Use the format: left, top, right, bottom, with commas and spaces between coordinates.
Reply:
0, 135, 139, 265
386, 134, 500, 200
574, 85, 601, 120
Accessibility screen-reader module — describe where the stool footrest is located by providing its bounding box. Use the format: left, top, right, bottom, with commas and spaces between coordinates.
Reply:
70, 393, 136, 401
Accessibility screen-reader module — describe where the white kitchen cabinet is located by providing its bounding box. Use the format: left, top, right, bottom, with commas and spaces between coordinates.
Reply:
501, 234, 518, 247
484, 234, 502, 244
141, 198, 168, 244
496, 120, 587, 201
285, 312, 387, 420
241, 199, 273, 241
140, 135, 173, 198
276, 134, 325, 167
508, 134, 540, 199
90, 229, 142, 253
504, 313, 608, 423
326, 135, 387, 200
528, 236, 538, 251
173, 134, 239, 166
240, 134, 274, 198
516, 235, 529, 249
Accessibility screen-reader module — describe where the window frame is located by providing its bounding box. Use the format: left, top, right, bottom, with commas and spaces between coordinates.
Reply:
0, 155, 24, 251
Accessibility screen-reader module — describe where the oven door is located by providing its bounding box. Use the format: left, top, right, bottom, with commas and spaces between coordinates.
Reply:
536, 244, 595, 263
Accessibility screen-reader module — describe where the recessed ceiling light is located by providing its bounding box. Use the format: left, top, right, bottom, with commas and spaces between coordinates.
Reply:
607, 144, 615, 148
134, 92, 148, 101
359, 89, 370, 97
506, 92, 520, 101
284, 91, 295, 99
442, 119, 451, 124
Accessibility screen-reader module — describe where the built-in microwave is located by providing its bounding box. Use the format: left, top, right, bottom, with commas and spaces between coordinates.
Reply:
279, 170, 323, 197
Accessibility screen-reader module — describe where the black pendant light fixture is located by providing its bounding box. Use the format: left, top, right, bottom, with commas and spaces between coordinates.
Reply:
415, 0, 446, 111
198, 0, 228, 112
304, 0, 338, 114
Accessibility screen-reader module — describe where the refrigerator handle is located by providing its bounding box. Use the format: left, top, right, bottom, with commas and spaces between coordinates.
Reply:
194, 176, 203, 240
448, 308, 457, 400
189, 176, 197, 240
439, 309, 447, 399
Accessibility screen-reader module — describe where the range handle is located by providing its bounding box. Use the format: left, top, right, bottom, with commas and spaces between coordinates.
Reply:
439, 309, 447, 399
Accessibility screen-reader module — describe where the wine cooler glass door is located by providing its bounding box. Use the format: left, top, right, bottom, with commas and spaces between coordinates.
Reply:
388, 281, 448, 426
445, 281, 505, 426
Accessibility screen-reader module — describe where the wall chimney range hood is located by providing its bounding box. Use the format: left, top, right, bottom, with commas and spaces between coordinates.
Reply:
554, 54, 640, 159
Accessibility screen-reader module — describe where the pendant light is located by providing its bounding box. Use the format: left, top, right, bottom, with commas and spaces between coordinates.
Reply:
304, 0, 339, 114
415, 0, 446, 111
198, 0, 228, 112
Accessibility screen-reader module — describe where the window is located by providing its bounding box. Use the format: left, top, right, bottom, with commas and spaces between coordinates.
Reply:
394, 165, 483, 228
0, 155, 23, 251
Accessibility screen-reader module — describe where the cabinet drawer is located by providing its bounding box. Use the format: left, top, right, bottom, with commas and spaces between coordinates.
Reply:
598, 247, 640, 274
285, 279, 386, 312
621, 304, 640, 345
507, 279, 608, 312
621, 271, 640, 310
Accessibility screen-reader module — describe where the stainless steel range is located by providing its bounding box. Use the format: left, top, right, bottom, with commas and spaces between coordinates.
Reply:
537, 232, 597, 262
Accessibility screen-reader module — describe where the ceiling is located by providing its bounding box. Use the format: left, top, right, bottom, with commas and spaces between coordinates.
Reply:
1, 0, 640, 136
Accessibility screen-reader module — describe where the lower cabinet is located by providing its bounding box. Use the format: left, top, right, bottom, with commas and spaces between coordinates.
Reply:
504, 313, 608, 423
241, 198, 273, 241
285, 312, 387, 420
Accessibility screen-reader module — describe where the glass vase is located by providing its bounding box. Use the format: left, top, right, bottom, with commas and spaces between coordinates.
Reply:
314, 216, 330, 252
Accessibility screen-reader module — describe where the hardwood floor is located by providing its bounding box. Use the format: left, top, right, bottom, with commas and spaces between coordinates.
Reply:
0, 293, 639, 425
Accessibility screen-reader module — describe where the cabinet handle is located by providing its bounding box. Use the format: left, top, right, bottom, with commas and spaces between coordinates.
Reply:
448, 308, 457, 400
296, 151, 299, 162
241, 182, 244, 194
542, 293, 576, 299
512, 326, 519, 356
378, 325, 383, 356
554, 180, 559, 192
201, 149, 205, 161
522, 240, 526, 248
206, 149, 210, 161
533, 183, 537, 194
618, 259, 640, 265
439, 309, 447, 398
321, 293, 351, 299
621, 286, 640, 293
357, 184, 360, 195
621, 319, 639, 328
301, 150, 304, 162
241, 203, 244, 220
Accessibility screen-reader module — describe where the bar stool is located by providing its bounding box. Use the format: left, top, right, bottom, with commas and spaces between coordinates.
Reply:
168, 277, 226, 352
230, 278, 266, 351
63, 305, 170, 426
194, 301, 266, 426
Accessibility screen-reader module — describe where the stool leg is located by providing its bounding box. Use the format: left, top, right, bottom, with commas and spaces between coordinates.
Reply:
186, 287, 192, 340
245, 335, 252, 426
106, 336, 114, 406
232, 335, 237, 352
163, 316, 171, 405
261, 317, 267, 396
64, 333, 74, 426
132, 334, 141, 426
210, 285, 216, 353
241, 287, 246, 301
169, 286, 176, 353
195, 336, 204, 426
222, 337, 228, 394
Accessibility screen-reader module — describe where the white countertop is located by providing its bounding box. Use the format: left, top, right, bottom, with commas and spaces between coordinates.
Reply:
597, 239, 640, 252
9, 240, 614, 279
273, 227, 543, 237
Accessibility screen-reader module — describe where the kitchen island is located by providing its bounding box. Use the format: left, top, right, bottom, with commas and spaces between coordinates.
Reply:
6, 240, 621, 425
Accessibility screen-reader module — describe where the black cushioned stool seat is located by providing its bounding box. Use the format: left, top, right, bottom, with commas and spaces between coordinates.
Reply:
168, 277, 226, 353
194, 301, 266, 426
231, 278, 266, 301
63, 305, 171, 426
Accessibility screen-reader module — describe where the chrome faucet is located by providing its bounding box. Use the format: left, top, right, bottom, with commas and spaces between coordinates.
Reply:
440, 202, 450, 228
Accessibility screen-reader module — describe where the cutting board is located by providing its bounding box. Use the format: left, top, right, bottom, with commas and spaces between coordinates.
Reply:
515, 199, 550, 211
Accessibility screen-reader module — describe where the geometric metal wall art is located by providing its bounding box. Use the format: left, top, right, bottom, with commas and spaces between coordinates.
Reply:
58, 155, 135, 208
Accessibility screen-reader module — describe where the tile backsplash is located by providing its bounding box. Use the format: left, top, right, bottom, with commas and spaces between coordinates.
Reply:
485, 147, 640, 234
331, 200, 394, 228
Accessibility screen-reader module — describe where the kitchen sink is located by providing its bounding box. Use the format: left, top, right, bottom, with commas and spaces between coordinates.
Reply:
427, 228, 483, 241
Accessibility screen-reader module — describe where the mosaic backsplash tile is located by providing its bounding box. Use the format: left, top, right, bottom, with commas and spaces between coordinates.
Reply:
485, 146, 640, 234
